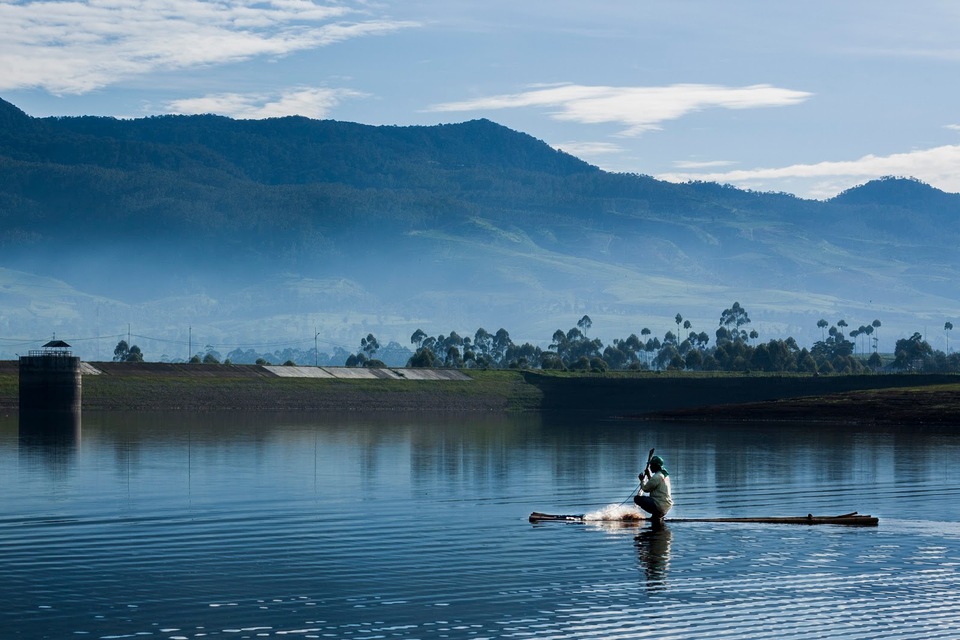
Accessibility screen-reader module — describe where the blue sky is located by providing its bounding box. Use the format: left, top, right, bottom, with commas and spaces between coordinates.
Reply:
3, 0, 960, 199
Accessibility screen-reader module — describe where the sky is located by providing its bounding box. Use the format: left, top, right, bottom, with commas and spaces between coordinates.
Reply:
3, 0, 960, 199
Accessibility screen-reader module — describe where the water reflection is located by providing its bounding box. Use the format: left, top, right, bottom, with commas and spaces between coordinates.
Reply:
635, 525, 672, 589
18, 409, 81, 479
1, 411, 959, 640
12, 411, 959, 512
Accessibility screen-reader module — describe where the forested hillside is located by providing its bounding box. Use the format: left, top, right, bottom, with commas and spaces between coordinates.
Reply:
1, 96, 959, 361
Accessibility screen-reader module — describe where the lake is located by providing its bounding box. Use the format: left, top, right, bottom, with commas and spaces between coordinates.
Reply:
2, 411, 959, 639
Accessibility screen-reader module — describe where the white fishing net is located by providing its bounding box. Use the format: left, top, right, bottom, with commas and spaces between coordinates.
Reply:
583, 504, 645, 522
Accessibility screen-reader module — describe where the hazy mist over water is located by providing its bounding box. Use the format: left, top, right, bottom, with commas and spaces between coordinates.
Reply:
3, 246, 956, 364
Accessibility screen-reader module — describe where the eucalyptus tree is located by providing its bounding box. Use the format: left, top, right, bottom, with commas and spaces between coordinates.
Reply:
893, 332, 932, 371
624, 333, 643, 363
445, 345, 463, 367
691, 331, 710, 350
410, 329, 427, 349
550, 329, 568, 362
657, 343, 681, 370
684, 348, 703, 370
854, 325, 870, 355
577, 315, 593, 336
640, 327, 652, 366
114, 339, 147, 362
602, 344, 628, 369
605, 335, 641, 369
645, 337, 662, 369
473, 328, 493, 361
492, 328, 512, 365
752, 340, 798, 372
360, 333, 380, 358
850, 328, 861, 355
407, 347, 437, 368
719, 302, 751, 342
504, 341, 542, 369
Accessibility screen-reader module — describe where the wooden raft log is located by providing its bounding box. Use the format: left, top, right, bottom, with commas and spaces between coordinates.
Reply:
529, 511, 878, 526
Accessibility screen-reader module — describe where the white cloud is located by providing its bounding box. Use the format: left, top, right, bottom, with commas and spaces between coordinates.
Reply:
165, 87, 367, 118
553, 141, 622, 157
0, 0, 417, 94
672, 160, 737, 170
658, 145, 960, 197
946, 124, 960, 132
428, 83, 812, 136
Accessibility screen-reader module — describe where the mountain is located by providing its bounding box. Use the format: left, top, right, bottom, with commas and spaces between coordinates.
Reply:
1, 97, 959, 360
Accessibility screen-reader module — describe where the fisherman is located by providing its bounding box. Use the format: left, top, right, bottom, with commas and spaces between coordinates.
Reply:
634, 455, 673, 525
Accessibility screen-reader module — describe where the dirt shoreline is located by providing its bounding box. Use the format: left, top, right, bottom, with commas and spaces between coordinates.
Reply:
645, 383, 960, 426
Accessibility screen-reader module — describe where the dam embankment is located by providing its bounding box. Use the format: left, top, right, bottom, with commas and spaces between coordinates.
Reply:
2, 361, 958, 424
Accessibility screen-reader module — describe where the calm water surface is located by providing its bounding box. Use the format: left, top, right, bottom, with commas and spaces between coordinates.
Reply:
2, 411, 959, 639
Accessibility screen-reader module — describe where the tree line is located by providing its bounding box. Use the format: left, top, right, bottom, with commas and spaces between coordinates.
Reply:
111, 303, 960, 374
350, 303, 960, 374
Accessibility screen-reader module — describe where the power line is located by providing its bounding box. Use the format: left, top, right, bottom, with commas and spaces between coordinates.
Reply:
2, 331, 353, 353
128, 332, 351, 352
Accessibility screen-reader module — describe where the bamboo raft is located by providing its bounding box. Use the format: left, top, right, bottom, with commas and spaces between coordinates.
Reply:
529, 511, 879, 526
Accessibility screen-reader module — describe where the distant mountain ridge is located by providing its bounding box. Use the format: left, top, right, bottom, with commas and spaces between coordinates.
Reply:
831, 175, 958, 212
1, 96, 958, 359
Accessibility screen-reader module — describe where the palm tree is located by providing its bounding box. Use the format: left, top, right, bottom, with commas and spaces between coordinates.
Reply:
872, 319, 882, 352
946, 321, 954, 352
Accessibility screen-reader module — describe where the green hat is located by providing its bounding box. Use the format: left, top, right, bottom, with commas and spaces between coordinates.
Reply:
649, 455, 668, 476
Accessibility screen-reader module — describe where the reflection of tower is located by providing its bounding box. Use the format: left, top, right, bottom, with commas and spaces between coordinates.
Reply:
19, 340, 82, 442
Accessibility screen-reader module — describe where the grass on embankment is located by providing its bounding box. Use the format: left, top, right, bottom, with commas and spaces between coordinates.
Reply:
83, 367, 542, 412
0, 364, 541, 412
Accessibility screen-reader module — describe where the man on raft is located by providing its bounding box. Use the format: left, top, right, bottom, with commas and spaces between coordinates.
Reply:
635, 455, 673, 526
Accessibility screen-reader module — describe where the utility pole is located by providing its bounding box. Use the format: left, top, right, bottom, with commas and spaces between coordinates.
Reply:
188, 326, 192, 362
315, 328, 320, 367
